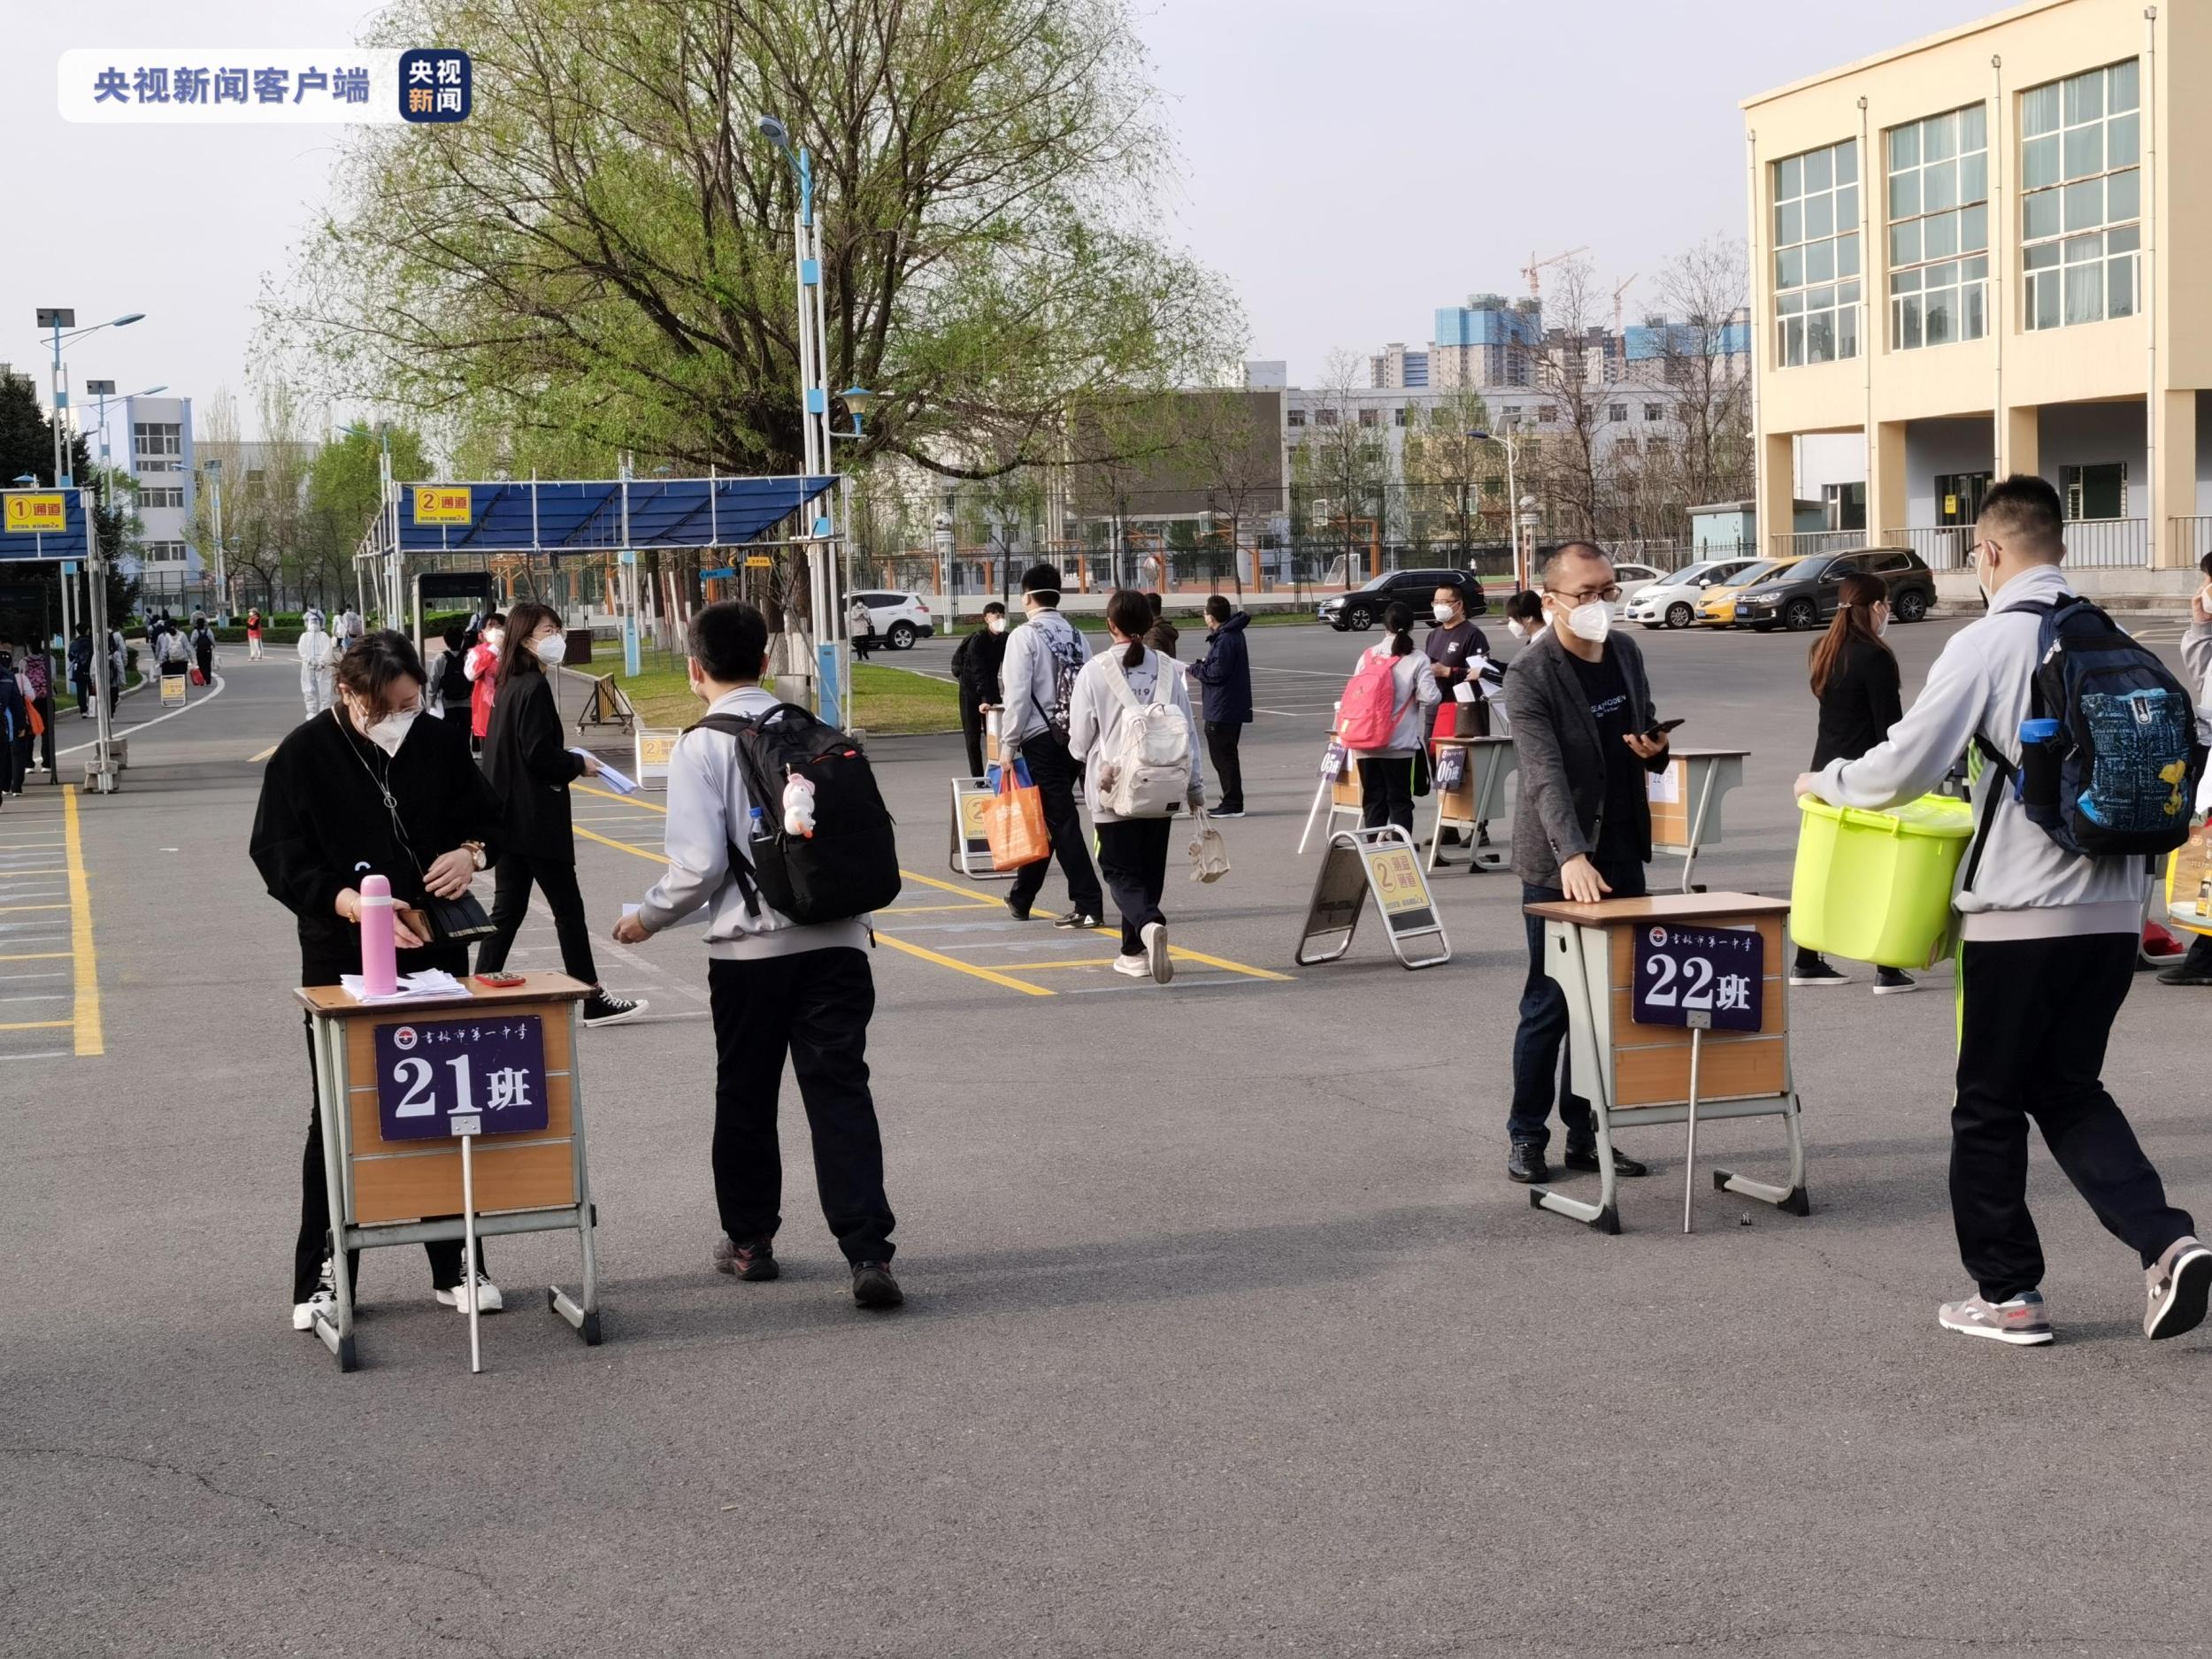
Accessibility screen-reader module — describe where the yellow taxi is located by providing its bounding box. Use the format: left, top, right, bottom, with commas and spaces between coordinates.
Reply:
1699, 557, 1803, 626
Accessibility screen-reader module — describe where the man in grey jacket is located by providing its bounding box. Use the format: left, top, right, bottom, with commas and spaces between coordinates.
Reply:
1502, 542, 1673, 1186
995, 563, 1104, 927
1797, 475, 2208, 1347
611, 601, 902, 1310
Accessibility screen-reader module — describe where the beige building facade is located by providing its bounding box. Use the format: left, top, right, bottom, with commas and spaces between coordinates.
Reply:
1743, 0, 2211, 576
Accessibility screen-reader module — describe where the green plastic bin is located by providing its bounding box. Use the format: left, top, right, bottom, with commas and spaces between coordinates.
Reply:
1792, 793, 1974, 969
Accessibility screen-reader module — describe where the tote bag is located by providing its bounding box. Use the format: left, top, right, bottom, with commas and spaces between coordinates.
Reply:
984, 757, 1050, 871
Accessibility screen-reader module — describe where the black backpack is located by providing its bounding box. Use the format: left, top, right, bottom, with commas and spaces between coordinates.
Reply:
438, 649, 472, 707
690, 705, 902, 925
1966, 595, 2199, 886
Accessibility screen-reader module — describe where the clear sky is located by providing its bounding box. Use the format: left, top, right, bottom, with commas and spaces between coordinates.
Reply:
0, 0, 2002, 437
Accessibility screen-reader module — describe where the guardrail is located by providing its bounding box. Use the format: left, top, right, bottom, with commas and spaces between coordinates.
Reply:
1891, 526, 1977, 572
2060, 518, 2149, 569
2170, 517, 2212, 572
1766, 530, 1865, 559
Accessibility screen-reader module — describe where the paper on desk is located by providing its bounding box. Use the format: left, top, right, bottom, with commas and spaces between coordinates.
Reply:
340, 969, 469, 1004
1647, 764, 1681, 805
1452, 680, 1477, 703
576, 749, 640, 795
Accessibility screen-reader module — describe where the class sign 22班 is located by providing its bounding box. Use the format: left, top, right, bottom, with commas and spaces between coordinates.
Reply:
1632, 924, 1763, 1033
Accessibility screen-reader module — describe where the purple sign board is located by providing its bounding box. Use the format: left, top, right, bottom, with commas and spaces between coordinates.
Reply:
1632, 924, 1763, 1033
373, 1015, 550, 1141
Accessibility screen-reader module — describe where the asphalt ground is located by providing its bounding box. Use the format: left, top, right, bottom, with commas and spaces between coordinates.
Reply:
7, 615, 2212, 1658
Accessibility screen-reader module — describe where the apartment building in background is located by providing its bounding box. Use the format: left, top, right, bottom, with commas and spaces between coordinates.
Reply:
1744, 0, 2211, 583
113, 393, 199, 593
1369, 343, 1430, 389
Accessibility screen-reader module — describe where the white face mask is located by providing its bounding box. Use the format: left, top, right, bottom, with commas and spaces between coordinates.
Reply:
987, 616, 1007, 634
532, 633, 567, 666
1875, 609, 1891, 637
1505, 618, 1527, 641
1432, 603, 1456, 624
1560, 601, 1611, 644
483, 628, 504, 649
356, 703, 419, 757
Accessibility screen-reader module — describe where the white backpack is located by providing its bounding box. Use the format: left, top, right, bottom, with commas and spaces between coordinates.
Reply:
1100, 653, 1193, 818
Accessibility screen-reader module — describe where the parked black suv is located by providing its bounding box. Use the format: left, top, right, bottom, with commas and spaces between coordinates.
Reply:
1734, 547, 1936, 632
1319, 568, 1488, 632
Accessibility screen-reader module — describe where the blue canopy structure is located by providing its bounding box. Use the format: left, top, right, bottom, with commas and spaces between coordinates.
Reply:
0, 487, 92, 563
392, 474, 839, 555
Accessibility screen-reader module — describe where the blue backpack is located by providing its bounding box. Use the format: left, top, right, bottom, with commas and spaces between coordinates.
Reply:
1968, 596, 2198, 884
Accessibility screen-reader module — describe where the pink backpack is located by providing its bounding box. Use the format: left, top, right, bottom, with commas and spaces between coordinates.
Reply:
1339, 648, 1412, 749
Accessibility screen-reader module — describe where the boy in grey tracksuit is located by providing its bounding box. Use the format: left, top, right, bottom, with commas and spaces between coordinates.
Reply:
1797, 475, 2209, 1347
2158, 557, 2212, 985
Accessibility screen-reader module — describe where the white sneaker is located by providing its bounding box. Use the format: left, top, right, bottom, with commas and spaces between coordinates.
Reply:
1111, 953, 1149, 979
1141, 920, 1173, 984
2145, 1236, 2212, 1340
293, 1258, 337, 1331
291, 1288, 336, 1332
1938, 1288, 2054, 1346
434, 1275, 504, 1314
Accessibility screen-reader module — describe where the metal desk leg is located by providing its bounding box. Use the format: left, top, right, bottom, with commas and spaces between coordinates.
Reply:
1679, 765, 1718, 895
1713, 1092, 1811, 1216
1528, 926, 1621, 1234
309, 1018, 357, 1371
548, 1003, 603, 1345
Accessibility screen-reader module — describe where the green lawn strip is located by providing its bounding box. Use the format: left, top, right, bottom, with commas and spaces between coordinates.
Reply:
611, 659, 958, 735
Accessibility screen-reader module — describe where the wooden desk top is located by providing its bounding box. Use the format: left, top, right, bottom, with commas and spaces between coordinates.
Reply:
295, 972, 594, 1020
1663, 748, 1751, 761
1432, 734, 1514, 749
1524, 891, 1791, 926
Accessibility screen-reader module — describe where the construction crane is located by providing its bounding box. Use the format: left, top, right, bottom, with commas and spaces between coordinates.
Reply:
1523, 246, 1588, 301
1611, 273, 1640, 340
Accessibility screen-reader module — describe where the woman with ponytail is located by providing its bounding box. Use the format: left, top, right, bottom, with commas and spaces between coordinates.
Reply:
1340, 601, 1441, 835
1793, 570, 1913, 993
1066, 589, 1205, 983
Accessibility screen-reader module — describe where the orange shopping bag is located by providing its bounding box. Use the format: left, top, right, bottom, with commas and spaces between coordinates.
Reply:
26, 699, 43, 738
983, 758, 1049, 871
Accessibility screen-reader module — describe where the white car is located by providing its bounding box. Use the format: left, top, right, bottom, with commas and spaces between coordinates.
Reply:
1623, 557, 1765, 631
1610, 562, 1665, 611
850, 590, 934, 650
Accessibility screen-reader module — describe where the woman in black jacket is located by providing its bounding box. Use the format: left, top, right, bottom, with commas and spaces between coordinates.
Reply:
1793, 570, 1913, 994
250, 630, 503, 1332
476, 603, 645, 1027
950, 601, 1010, 778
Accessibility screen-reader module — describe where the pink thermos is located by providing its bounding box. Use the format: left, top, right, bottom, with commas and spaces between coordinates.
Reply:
358, 873, 398, 996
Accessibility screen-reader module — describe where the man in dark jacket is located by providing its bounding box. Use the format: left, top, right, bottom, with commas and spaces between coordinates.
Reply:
1187, 595, 1252, 817
949, 601, 1009, 779
1501, 542, 1673, 1185
1144, 591, 1179, 660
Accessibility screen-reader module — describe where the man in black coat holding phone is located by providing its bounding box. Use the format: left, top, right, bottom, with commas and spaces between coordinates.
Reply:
1501, 542, 1675, 1186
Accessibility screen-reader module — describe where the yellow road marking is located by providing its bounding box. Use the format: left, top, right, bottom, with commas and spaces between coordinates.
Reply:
0, 951, 69, 962
1087, 926, 1293, 982
577, 781, 660, 810
881, 901, 1010, 914
0, 1019, 70, 1032
572, 806, 1053, 997
872, 932, 1052, 995
0, 903, 67, 913
972, 958, 1123, 970
61, 786, 102, 1056
250, 744, 276, 762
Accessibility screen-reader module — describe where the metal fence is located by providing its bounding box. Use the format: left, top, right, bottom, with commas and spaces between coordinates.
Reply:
2061, 518, 2150, 569
1766, 529, 1870, 560
1893, 526, 1978, 572
2170, 517, 2212, 572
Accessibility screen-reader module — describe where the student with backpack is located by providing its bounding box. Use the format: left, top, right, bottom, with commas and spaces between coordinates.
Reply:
1067, 588, 1205, 983
433, 626, 472, 720
2158, 550, 2212, 987
1797, 475, 2209, 1347
612, 600, 903, 1310
1339, 603, 1440, 836
995, 564, 1104, 928
0, 637, 28, 797
189, 614, 217, 685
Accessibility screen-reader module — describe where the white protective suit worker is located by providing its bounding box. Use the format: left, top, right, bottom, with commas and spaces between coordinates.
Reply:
297, 610, 338, 718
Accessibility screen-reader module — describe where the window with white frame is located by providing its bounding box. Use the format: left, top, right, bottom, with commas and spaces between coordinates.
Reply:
1286, 408, 1306, 427
1643, 403, 1664, 422
133, 422, 181, 460
1609, 403, 1628, 423
1772, 137, 1861, 366
1888, 104, 1989, 349
2022, 59, 2139, 331
134, 487, 184, 509
141, 541, 188, 565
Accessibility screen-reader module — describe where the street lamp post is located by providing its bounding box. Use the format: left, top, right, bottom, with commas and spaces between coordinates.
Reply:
81, 379, 166, 648
758, 114, 850, 724
1468, 426, 1530, 593
35, 309, 146, 795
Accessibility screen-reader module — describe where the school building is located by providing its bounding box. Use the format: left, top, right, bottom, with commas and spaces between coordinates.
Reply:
1743, 0, 2212, 595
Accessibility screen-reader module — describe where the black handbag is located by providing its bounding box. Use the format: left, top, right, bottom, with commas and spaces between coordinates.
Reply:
418, 889, 496, 943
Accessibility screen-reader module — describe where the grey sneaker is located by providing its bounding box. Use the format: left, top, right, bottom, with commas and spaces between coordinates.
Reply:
1938, 1288, 2054, 1346
2145, 1236, 2212, 1340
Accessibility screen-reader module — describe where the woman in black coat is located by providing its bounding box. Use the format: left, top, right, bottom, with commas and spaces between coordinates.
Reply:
250, 629, 503, 1330
476, 603, 645, 1027
1793, 570, 1912, 994
949, 601, 1010, 778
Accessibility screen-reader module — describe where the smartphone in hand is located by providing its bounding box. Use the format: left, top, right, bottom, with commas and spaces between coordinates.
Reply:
1646, 718, 1686, 737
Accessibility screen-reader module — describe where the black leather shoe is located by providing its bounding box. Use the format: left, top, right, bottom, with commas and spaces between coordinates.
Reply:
851, 1261, 904, 1310
1563, 1145, 1649, 1177
1005, 895, 1033, 921
713, 1234, 780, 1281
1053, 910, 1103, 929
1507, 1143, 1548, 1184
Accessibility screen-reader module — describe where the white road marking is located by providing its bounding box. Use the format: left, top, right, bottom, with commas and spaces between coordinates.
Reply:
56, 671, 227, 756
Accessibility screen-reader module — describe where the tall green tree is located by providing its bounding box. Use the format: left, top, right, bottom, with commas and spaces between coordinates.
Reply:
275, 0, 1242, 482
